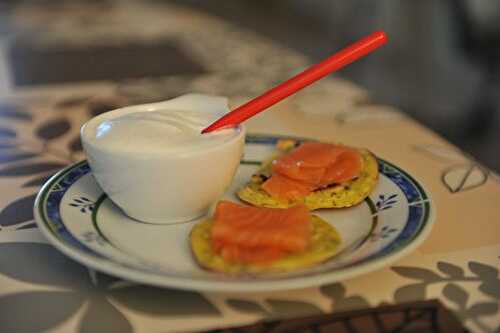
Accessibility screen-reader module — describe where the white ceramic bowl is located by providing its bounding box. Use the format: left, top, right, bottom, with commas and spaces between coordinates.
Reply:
81, 94, 245, 224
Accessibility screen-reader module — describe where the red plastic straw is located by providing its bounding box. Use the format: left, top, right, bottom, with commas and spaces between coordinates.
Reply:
202, 31, 388, 134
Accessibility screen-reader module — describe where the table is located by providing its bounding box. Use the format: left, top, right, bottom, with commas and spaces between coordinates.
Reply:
0, 2, 499, 332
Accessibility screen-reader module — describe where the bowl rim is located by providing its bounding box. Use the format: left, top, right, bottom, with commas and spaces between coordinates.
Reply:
80, 99, 246, 158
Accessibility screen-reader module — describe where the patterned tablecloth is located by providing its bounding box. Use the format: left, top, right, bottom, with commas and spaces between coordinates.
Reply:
0, 2, 499, 332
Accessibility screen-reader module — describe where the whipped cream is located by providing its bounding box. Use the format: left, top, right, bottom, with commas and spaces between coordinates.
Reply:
85, 108, 239, 154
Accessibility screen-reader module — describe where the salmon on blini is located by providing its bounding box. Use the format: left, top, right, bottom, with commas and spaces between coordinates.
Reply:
238, 142, 379, 210
190, 201, 341, 274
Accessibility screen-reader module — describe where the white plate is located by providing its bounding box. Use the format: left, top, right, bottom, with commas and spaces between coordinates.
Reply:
34, 134, 435, 292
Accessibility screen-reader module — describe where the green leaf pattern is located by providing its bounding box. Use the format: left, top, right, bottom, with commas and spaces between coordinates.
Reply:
393, 260, 500, 332
443, 283, 469, 309
0, 243, 221, 332
226, 299, 268, 315
438, 261, 465, 278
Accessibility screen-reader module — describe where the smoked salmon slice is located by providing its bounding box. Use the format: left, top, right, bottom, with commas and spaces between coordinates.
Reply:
318, 149, 363, 187
263, 142, 363, 200
271, 142, 342, 182
261, 173, 315, 201
218, 245, 285, 264
211, 201, 311, 264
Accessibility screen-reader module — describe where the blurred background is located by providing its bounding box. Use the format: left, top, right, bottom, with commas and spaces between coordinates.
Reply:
1, 0, 499, 171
